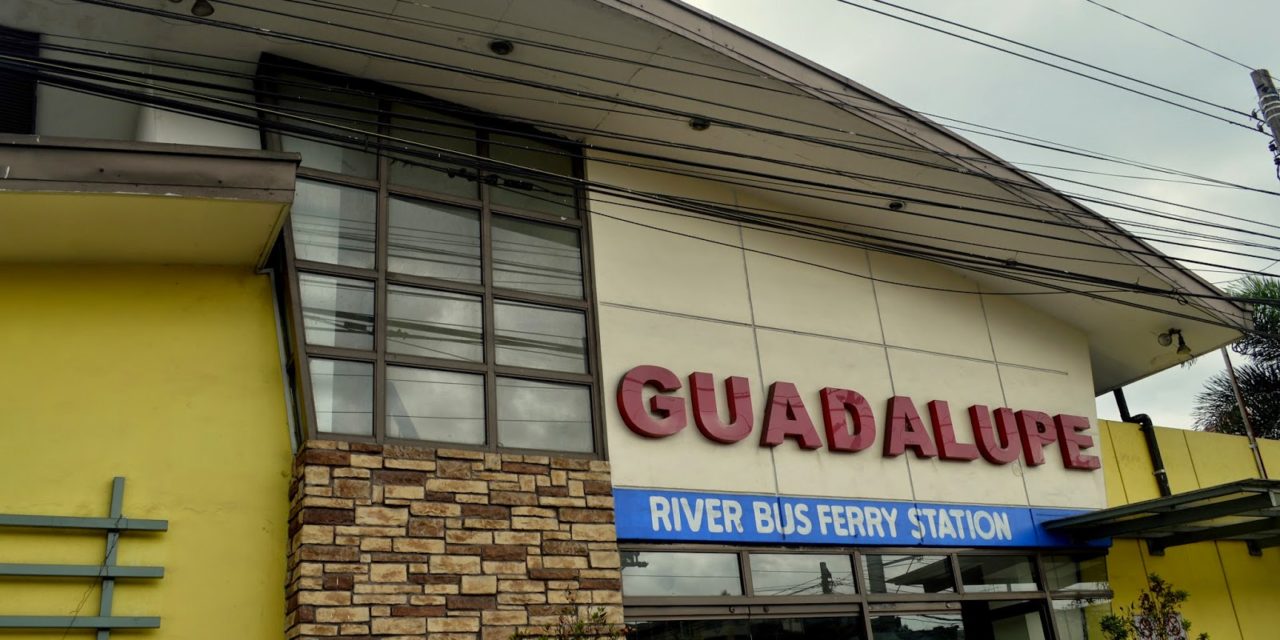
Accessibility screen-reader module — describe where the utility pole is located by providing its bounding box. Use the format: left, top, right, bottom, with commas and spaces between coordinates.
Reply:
1221, 348, 1269, 479
1250, 69, 1280, 180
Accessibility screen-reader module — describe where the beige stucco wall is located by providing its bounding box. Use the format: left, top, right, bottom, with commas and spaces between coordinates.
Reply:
587, 157, 1104, 510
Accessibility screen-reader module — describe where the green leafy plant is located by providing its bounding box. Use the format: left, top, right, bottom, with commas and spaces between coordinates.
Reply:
1195, 276, 1280, 440
1099, 573, 1208, 640
510, 607, 631, 640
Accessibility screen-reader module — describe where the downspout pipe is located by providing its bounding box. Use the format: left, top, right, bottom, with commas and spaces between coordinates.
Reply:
1113, 388, 1172, 497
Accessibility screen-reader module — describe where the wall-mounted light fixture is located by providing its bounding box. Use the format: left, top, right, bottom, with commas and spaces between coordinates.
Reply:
191, 0, 215, 17
688, 117, 711, 131
1158, 328, 1192, 357
489, 40, 514, 56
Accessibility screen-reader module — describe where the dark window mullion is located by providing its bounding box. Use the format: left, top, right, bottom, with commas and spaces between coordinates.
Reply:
491, 288, 590, 310
296, 166, 380, 190
492, 366, 593, 386
283, 218, 321, 441
385, 271, 485, 297
488, 204, 586, 229
479, 127, 499, 451
374, 154, 390, 443
294, 260, 377, 282
387, 182, 483, 210
385, 352, 487, 374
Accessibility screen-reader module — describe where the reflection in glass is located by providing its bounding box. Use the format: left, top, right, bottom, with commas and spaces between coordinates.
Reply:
489, 133, 576, 218
1053, 598, 1111, 640
492, 216, 583, 298
870, 614, 963, 640
495, 301, 587, 373
387, 197, 481, 282
862, 554, 955, 594
292, 179, 377, 268
629, 617, 864, 640
957, 555, 1039, 593
276, 76, 378, 178
309, 359, 372, 436
388, 103, 478, 199
1044, 555, 1109, 592
620, 552, 742, 597
386, 285, 482, 362
386, 366, 483, 444
750, 553, 856, 596
496, 378, 592, 452
299, 272, 374, 350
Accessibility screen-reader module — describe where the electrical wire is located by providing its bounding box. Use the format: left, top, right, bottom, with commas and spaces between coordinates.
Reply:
10, 51, 1276, 291
7, 23, 1269, 325
16, 28, 1280, 238
22, 12, 1278, 206
8, 46, 1278, 262
1082, 0, 1256, 72
61, 0, 1276, 221
833, 0, 1261, 133
860, 0, 1253, 118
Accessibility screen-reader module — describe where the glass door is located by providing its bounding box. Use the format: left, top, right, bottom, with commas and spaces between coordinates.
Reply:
869, 600, 1051, 640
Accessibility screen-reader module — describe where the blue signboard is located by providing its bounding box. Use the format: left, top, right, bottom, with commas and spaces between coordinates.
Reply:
613, 487, 1105, 549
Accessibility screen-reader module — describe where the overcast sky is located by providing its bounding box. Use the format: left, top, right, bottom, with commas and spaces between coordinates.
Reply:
688, 0, 1280, 428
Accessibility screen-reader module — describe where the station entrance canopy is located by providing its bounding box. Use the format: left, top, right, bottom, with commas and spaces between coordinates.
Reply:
1045, 479, 1280, 556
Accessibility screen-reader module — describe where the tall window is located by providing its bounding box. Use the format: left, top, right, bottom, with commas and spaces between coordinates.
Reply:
0, 26, 39, 134
261, 58, 600, 455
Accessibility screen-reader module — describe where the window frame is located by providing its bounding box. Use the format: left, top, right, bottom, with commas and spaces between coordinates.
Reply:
259, 55, 606, 458
619, 544, 1112, 639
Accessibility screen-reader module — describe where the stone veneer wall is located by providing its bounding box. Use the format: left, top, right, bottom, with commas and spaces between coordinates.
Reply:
285, 440, 623, 640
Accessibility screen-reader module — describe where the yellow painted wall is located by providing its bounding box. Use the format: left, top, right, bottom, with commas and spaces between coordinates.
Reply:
1100, 420, 1280, 640
0, 265, 293, 639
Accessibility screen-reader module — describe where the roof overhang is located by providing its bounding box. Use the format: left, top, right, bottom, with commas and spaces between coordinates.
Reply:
0, 0, 1249, 389
0, 136, 298, 267
1044, 480, 1280, 556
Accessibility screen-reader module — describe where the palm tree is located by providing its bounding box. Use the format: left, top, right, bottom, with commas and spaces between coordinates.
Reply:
1194, 276, 1280, 440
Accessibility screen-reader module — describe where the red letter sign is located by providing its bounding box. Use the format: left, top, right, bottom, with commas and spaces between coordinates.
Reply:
820, 388, 876, 453
689, 372, 754, 444
1016, 410, 1056, 466
969, 406, 1020, 464
617, 365, 687, 438
1054, 414, 1101, 470
760, 382, 822, 449
927, 400, 979, 461
883, 396, 938, 458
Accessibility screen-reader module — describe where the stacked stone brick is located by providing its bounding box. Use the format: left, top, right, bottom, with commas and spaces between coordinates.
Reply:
285, 440, 623, 640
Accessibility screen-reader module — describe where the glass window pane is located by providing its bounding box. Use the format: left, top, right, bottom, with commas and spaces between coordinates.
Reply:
275, 76, 378, 178
387, 285, 482, 362
492, 216, 583, 298
292, 179, 376, 268
1053, 597, 1111, 640
750, 553, 856, 596
495, 301, 587, 373
629, 617, 865, 640
620, 551, 742, 597
386, 366, 484, 444
957, 555, 1039, 593
388, 103, 478, 199
387, 197, 480, 282
309, 359, 372, 436
1044, 555, 1109, 592
496, 378, 592, 452
870, 614, 963, 639
861, 554, 955, 594
299, 273, 373, 350
489, 133, 576, 218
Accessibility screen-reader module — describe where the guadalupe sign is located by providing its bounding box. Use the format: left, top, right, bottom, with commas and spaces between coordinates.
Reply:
616, 364, 1101, 471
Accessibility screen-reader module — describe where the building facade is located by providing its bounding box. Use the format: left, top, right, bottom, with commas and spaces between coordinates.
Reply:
0, 1, 1275, 639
